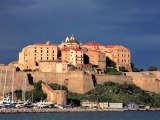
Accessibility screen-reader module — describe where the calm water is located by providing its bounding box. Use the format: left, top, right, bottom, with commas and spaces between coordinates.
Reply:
0, 111, 160, 120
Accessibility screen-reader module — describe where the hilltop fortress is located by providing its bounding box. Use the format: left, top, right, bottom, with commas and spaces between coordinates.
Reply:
0, 35, 160, 96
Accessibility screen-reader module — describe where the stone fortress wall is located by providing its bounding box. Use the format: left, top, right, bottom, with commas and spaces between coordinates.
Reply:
0, 70, 132, 95
125, 71, 160, 93
1, 68, 160, 95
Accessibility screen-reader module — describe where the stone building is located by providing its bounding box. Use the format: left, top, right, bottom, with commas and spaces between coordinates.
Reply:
60, 35, 80, 49
56, 61, 68, 73
61, 48, 84, 66
39, 61, 56, 72
61, 48, 70, 63
39, 61, 68, 73
81, 42, 105, 51
85, 50, 106, 69
18, 41, 58, 70
69, 49, 84, 66
105, 45, 131, 71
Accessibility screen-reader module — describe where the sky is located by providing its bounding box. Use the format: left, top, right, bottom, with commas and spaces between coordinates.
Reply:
0, 0, 160, 70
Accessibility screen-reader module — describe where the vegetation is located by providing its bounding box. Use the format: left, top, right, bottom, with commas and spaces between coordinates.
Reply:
66, 82, 160, 107
148, 66, 158, 71
14, 81, 160, 107
87, 82, 160, 107
131, 63, 144, 72
48, 83, 68, 91
106, 67, 122, 75
119, 67, 128, 72
15, 81, 46, 102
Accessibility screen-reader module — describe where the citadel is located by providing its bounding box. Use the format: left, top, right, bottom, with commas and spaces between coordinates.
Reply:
0, 35, 160, 104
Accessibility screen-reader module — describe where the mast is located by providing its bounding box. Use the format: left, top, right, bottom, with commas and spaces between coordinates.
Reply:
22, 77, 27, 102
11, 68, 15, 103
0, 69, 2, 93
32, 91, 33, 103
3, 67, 8, 99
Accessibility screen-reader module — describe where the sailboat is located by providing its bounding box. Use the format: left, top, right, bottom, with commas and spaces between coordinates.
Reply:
0, 67, 15, 108
15, 77, 32, 108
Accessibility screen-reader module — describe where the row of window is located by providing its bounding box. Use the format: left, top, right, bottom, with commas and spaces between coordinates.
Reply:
117, 59, 130, 63
118, 50, 129, 52
35, 47, 50, 49
34, 50, 54, 53
25, 57, 55, 62
34, 57, 55, 60
117, 54, 130, 57
34, 54, 54, 57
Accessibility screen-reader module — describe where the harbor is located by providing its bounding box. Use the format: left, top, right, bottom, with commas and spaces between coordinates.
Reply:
0, 107, 160, 114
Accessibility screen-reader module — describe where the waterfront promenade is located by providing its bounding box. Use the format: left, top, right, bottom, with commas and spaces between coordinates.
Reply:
0, 108, 159, 114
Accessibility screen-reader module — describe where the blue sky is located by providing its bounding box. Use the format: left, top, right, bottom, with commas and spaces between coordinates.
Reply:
0, 0, 160, 69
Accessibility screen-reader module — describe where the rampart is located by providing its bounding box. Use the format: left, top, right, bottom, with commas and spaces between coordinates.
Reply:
41, 83, 67, 104
0, 70, 132, 95
126, 71, 160, 93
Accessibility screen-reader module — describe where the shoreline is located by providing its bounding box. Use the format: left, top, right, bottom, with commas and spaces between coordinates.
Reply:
0, 108, 160, 114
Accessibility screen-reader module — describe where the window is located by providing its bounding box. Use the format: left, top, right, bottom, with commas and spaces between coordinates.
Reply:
41, 57, 42, 60
47, 57, 49, 60
41, 50, 42, 53
52, 50, 54, 53
47, 50, 49, 53
35, 50, 36, 53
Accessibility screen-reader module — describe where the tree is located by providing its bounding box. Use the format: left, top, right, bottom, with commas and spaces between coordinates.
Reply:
131, 63, 144, 72
131, 63, 135, 70
119, 67, 128, 72
148, 66, 158, 71
48, 83, 67, 90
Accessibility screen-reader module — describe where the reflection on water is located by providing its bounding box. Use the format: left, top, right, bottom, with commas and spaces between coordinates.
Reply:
0, 111, 159, 120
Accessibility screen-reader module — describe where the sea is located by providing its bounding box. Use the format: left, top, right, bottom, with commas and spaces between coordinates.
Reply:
0, 111, 159, 120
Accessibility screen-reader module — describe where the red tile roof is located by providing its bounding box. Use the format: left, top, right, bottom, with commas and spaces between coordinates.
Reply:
105, 45, 129, 50
105, 45, 116, 48
84, 42, 103, 46
85, 50, 104, 54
